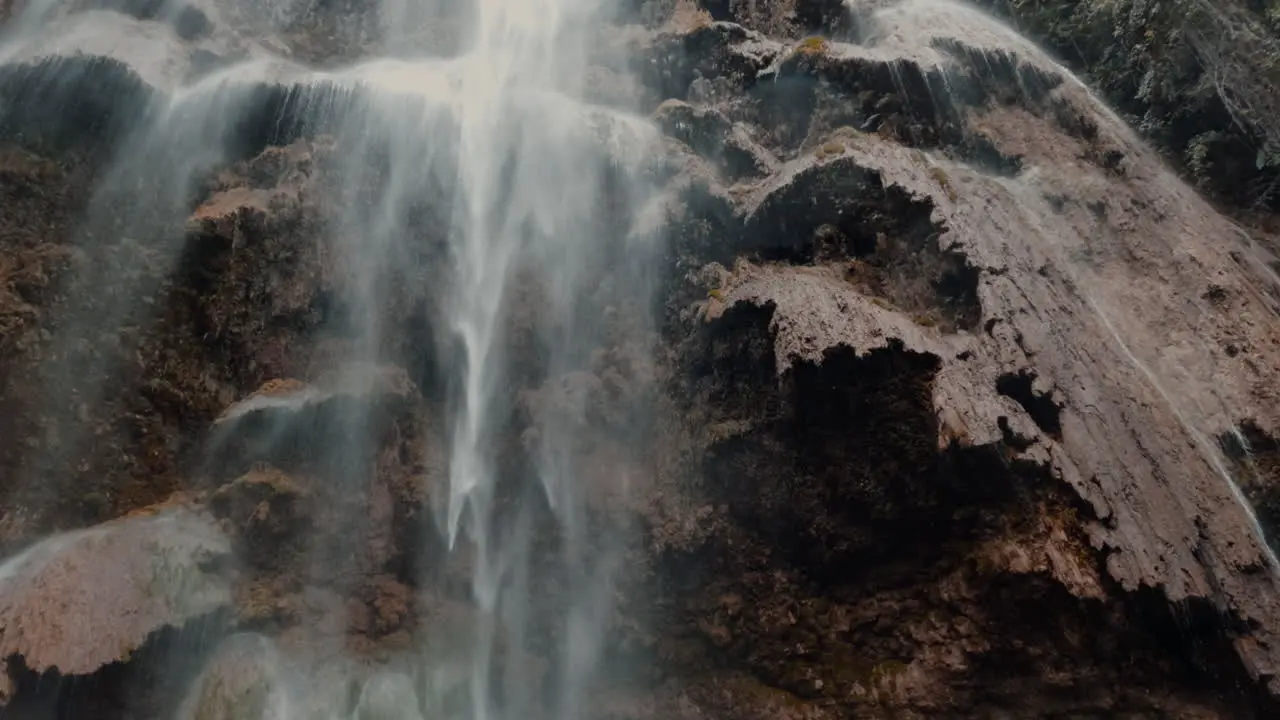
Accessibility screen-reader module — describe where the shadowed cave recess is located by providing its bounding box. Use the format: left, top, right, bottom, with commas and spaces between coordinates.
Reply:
2, 0, 1280, 718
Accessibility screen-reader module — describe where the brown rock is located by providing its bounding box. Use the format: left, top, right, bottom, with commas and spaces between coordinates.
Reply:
642, 8, 1280, 714
209, 465, 311, 570
0, 505, 232, 676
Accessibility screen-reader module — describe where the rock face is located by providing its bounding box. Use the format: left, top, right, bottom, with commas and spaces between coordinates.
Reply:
965, 0, 1280, 213
621, 3, 1280, 714
0, 505, 232, 675
2, 0, 1280, 718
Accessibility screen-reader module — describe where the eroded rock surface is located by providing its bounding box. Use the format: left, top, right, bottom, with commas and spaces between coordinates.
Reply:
622, 0, 1280, 715
2, 0, 1280, 718
0, 505, 231, 676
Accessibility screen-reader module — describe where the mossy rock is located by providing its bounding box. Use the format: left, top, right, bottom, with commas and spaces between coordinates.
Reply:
796, 36, 830, 56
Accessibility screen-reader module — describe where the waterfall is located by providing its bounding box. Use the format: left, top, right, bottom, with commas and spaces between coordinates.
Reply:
0, 0, 663, 718
4, 0, 1280, 716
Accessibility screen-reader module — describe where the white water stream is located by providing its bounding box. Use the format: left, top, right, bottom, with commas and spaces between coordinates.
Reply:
1, 0, 661, 717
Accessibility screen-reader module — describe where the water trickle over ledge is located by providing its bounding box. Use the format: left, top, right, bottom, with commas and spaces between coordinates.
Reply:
1, 0, 1280, 718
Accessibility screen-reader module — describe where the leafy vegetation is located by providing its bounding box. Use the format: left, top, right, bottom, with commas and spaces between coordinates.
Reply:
976, 0, 1280, 210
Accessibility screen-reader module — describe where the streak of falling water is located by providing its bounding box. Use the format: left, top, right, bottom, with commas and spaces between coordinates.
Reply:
443, 0, 607, 547
0, 0, 662, 716
430, 2, 646, 718
316, 0, 661, 716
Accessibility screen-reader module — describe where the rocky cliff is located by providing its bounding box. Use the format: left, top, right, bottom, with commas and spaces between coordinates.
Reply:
970, 0, 1280, 215
2, 0, 1280, 718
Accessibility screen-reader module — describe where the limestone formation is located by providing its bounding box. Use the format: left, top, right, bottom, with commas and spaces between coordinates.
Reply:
0, 505, 232, 676
1, 0, 1280, 718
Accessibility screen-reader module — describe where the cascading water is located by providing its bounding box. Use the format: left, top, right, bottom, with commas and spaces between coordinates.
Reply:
0, 0, 662, 717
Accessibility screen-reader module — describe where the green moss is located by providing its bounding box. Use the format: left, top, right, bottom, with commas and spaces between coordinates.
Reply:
831, 125, 862, 141
928, 166, 958, 202
869, 659, 909, 683
815, 140, 846, 160
795, 36, 830, 56
827, 654, 913, 695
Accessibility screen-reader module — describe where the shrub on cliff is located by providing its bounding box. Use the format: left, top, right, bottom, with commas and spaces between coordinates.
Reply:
978, 0, 1280, 210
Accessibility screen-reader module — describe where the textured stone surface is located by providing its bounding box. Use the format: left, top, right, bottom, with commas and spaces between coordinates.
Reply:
2, 0, 1280, 717
0, 505, 232, 675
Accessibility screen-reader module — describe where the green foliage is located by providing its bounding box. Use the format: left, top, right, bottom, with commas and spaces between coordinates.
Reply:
976, 0, 1280, 209
1186, 131, 1225, 179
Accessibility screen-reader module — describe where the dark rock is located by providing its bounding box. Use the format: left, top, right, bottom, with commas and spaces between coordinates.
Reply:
171, 4, 212, 40
632, 21, 783, 101
0, 56, 155, 156
209, 466, 311, 571
652, 99, 772, 179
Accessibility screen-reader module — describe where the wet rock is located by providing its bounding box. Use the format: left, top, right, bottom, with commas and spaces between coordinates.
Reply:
643, 5, 1280, 708
85, 0, 213, 39
208, 365, 417, 468
652, 99, 773, 180
353, 671, 424, 720
176, 631, 411, 720
0, 660, 12, 708
174, 633, 286, 720
205, 366, 429, 634
3, 0, 1280, 717
215, 366, 416, 425
1220, 423, 1280, 556
349, 575, 413, 639
172, 5, 212, 39
650, 275, 1261, 714
722, 0, 850, 37
209, 466, 311, 571
965, 0, 1280, 210
0, 56, 155, 155
0, 148, 83, 356
632, 20, 783, 101
0, 505, 232, 676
